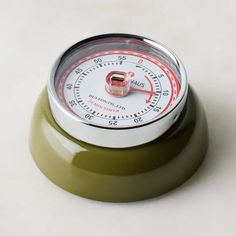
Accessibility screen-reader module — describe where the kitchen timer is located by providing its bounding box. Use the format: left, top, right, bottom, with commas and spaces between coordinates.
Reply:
29, 34, 208, 202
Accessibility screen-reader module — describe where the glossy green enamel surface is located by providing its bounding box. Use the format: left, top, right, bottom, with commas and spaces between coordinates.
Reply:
29, 87, 208, 202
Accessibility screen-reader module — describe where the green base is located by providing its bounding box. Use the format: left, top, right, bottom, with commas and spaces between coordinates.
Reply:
29, 87, 208, 202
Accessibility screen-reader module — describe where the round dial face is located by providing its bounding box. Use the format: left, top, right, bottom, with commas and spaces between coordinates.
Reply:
56, 49, 180, 128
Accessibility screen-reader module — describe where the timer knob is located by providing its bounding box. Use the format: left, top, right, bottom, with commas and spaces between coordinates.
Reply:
105, 71, 132, 97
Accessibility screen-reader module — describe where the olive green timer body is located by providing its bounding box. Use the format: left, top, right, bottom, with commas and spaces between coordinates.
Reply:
29, 87, 207, 202
29, 34, 208, 202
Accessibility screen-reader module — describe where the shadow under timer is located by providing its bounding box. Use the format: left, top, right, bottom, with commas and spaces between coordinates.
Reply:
29, 34, 208, 202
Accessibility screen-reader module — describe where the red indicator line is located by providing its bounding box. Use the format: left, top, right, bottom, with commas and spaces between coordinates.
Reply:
145, 75, 154, 103
130, 87, 159, 95
129, 76, 157, 103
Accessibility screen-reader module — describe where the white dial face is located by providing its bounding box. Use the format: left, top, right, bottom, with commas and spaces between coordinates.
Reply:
56, 49, 180, 128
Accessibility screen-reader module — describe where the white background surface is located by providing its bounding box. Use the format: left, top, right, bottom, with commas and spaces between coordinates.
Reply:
0, 0, 236, 235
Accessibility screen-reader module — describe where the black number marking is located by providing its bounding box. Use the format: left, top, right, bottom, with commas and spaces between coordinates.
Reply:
153, 106, 161, 112
163, 90, 169, 96
66, 84, 73, 90
69, 100, 77, 107
108, 120, 118, 126
75, 68, 83, 74
158, 74, 164, 78
134, 117, 143, 123
85, 114, 94, 120
94, 58, 102, 63
118, 55, 126, 60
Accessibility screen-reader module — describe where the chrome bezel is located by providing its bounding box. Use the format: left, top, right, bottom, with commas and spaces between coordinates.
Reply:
48, 34, 188, 148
